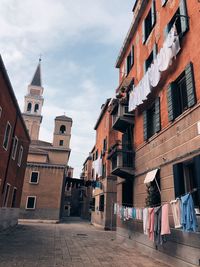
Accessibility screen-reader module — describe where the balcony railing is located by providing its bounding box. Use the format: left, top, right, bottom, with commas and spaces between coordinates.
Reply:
107, 144, 135, 179
112, 104, 134, 133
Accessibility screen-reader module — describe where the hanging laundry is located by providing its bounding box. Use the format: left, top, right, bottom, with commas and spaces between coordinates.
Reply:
154, 206, 164, 245
114, 203, 117, 215
148, 208, 155, 241
149, 59, 161, 88
181, 193, 198, 232
170, 199, 182, 229
161, 204, 171, 236
143, 208, 149, 235
132, 207, 136, 219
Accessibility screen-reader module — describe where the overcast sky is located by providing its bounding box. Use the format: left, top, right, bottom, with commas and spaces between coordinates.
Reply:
0, 0, 133, 177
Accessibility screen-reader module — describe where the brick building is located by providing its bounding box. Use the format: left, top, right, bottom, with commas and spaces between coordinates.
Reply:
89, 99, 118, 230
108, 0, 200, 266
0, 55, 30, 229
20, 61, 73, 222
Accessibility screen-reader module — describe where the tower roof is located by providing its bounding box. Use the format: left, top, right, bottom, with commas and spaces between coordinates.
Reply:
30, 60, 42, 87
55, 115, 72, 122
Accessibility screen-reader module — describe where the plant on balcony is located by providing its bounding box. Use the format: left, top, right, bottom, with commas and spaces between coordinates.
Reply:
145, 182, 161, 207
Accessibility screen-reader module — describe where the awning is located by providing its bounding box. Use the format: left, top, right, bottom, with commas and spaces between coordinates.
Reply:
144, 169, 158, 184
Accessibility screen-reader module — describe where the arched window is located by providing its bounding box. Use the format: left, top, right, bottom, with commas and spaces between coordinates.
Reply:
34, 104, 39, 112
60, 125, 66, 134
27, 103, 32, 112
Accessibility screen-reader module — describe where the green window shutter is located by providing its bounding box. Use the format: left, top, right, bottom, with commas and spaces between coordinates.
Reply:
185, 62, 196, 108
179, 0, 189, 35
143, 110, 148, 141
167, 83, 176, 121
161, 0, 168, 7
193, 155, 200, 204
155, 97, 161, 133
173, 163, 185, 198
151, 0, 156, 27
142, 20, 146, 44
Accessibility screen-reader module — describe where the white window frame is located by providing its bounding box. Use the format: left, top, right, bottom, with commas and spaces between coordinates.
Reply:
3, 183, 11, 207
3, 121, 12, 151
11, 136, 18, 160
17, 146, 23, 167
29, 171, 39, 184
26, 196, 36, 210
11, 187, 17, 208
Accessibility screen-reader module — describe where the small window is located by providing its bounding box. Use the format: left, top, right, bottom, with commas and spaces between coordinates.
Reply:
11, 188, 17, 208
11, 136, 18, 160
143, 0, 156, 43
3, 184, 11, 207
18, 146, 23, 167
90, 198, 95, 211
27, 102, 32, 112
3, 122, 12, 150
0, 106, 2, 118
102, 163, 106, 178
60, 125, 66, 134
126, 46, 134, 75
103, 138, 107, 153
30, 171, 39, 184
26, 196, 36, 209
34, 103, 39, 112
99, 195, 104, 212
59, 140, 64, 146
95, 150, 98, 160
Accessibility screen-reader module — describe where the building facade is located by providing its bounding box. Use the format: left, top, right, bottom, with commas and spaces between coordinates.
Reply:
20, 61, 73, 222
0, 55, 30, 230
90, 99, 118, 230
108, 1, 200, 266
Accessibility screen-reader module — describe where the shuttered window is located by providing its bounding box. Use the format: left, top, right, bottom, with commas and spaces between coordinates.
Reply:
167, 62, 196, 122
161, 0, 168, 7
142, 0, 156, 44
143, 97, 161, 141
99, 194, 104, 212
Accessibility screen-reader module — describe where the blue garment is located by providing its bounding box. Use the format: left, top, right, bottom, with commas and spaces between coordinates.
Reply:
181, 193, 198, 232
132, 208, 136, 219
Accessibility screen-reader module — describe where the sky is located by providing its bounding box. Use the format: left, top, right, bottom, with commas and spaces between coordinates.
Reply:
0, 0, 133, 178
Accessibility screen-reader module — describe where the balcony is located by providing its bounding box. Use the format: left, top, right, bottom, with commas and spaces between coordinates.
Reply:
107, 144, 135, 179
112, 103, 134, 133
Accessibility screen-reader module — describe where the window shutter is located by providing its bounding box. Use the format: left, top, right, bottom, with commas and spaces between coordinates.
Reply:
155, 97, 161, 133
193, 155, 200, 204
179, 0, 189, 35
185, 62, 196, 108
161, 0, 168, 7
167, 83, 176, 121
173, 163, 185, 198
151, 0, 156, 27
131, 46, 134, 66
142, 20, 146, 44
143, 110, 148, 141
153, 43, 158, 61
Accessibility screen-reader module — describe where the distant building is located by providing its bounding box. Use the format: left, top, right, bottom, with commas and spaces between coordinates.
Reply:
0, 55, 30, 230
20, 61, 72, 222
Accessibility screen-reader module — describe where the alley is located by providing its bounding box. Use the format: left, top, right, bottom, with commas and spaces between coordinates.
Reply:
0, 220, 172, 267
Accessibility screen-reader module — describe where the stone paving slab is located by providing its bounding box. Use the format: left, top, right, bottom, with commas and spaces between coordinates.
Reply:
0, 220, 172, 267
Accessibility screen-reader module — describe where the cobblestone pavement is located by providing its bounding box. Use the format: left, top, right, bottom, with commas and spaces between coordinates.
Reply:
0, 219, 172, 267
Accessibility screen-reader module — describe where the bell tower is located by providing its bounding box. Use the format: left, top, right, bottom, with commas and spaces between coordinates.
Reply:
22, 59, 44, 140
53, 115, 72, 149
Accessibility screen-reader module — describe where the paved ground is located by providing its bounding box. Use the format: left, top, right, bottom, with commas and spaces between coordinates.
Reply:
0, 219, 172, 267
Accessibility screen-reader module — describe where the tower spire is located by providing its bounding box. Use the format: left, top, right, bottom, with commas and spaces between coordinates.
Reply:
30, 59, 42, 87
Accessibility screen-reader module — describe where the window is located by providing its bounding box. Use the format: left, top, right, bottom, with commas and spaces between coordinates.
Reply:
102, 163, 106, 178
143, 97, 160, 140
164, 0, 189, 39
17, 146, 23, 167
11, 188, 17, 208
95, 150, 98, 160
27, 102, 32, 112
173, 155, 200, 209
103, 138, 107, 153
3, 122, 12, 150
90, 198, 95, 211
167, 62, 196, 122
99, 194, 104, 212
161, 0, 168, 6
3, 184, 11, 207
59, 140, 64, 146
144, 44, 157, 73
30, 171, 39, 184
122, 180, 133, 207
11, 136, 18, 160
34, 103, 39, 112
60, 125, 66, 134
26, 196, 36, 209
0, 106, 2, 118
145, 171, 161, 207
142, 0, 156, 43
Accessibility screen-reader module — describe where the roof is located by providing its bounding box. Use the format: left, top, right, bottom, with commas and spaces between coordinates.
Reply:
30, 61, 42, 86
115, 0, 148, 68
0, 55, 30, 142
94, 98, 111, 130
55, 115, 72, 122
31, 140, 52, 147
